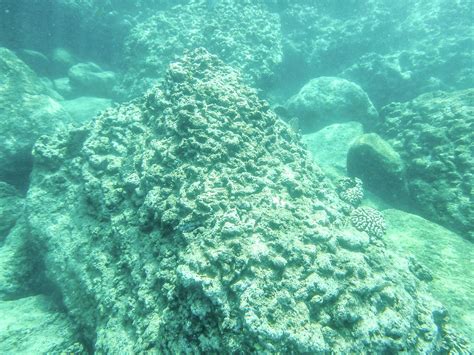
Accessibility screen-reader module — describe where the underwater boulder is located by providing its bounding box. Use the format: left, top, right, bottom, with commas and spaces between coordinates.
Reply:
287, 77, 378, 133
51, 47, 77, 76
347, 133, 408, 206
16, 49, 51, 77
26, 48, 466, 353
379, 89, 474, 241
0, 216, 36, 300
0, 47, 72, 191
280, 1, 473, 108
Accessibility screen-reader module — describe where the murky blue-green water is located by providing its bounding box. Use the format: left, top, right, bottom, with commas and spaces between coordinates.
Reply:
0, 0, 472, 353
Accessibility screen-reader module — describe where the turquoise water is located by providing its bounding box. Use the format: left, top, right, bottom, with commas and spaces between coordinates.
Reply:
0, 0, 472, 353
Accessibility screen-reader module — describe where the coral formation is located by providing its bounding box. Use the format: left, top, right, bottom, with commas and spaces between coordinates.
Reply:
350, 207, 386, 239
378, 89, 474, 240
336, 177, 364, 207
26, 48, 464, 353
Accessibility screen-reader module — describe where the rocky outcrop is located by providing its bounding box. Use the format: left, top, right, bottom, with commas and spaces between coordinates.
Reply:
68, 63, 117, 98
61, 97, 112, 124
0, 182, 23, 241
378, 89, 474, 240
302, 122, 364, 179
26, 48, 465, 353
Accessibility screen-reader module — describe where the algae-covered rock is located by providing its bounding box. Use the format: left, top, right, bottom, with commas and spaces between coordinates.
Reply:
0, 295, 82, 353
379, 90, 474, 240
117, 0, 282, 100
27, 48, 465, 353
347, 133, 408, 205
0, 47, 72, 190
384, 209, 474, 346
287, 77, 378, 133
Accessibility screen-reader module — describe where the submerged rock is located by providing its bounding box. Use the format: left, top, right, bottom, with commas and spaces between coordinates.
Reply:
16, 49, 51, 76
0, 182, 23, 241
379, 89, 474, 240
279, 1, 473, 107
51, 47, 77, 76
0, 217, 37, 300
287, 77, 378, 133
347, 133, 409, 206
0, 47, 72, 191
27, 48, 465, 353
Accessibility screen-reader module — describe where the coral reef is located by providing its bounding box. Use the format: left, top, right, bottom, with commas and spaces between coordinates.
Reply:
279, 0, 473, 107
26, 48, 464, 353
350, 207, 386, 239
116, 0, 282, 100
378, 89, 474, 240
336, 177, 364, 207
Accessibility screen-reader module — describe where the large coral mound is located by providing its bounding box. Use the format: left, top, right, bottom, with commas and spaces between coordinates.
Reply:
379, 89, 474, 240
27, 48, 464, 352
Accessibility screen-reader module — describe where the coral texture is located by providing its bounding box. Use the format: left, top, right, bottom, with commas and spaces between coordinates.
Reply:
27, 48, 462, 353
336, 177, 364, 207
350, 207, 387, 239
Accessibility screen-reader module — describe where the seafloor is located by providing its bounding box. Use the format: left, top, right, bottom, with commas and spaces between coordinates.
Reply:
0, 0, 472, 353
